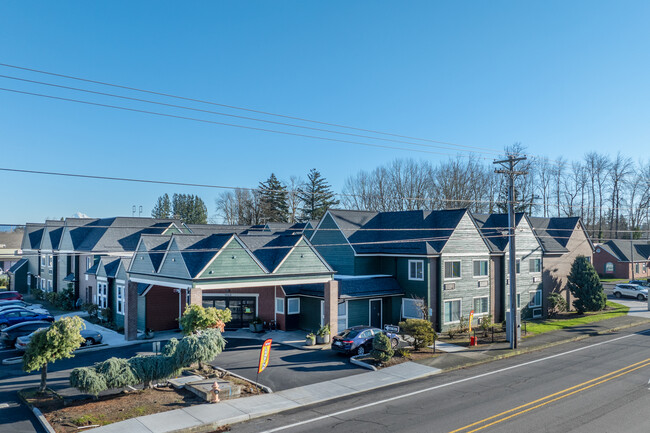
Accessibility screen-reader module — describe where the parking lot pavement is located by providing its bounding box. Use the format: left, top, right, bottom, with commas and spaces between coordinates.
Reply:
607, 294, 650, 318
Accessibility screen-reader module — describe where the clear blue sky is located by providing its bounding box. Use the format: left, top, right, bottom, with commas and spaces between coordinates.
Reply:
1, 1, 649, 224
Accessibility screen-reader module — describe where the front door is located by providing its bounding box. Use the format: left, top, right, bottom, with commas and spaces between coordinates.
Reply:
203, 296, 257, 329
370, 299, 382, 328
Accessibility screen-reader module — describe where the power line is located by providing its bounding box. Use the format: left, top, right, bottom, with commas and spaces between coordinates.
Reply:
0, 62, 500, 155
0, 74, 502, 156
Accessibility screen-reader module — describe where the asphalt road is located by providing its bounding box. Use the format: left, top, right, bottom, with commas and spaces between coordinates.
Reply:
0, 338, 363, 433
232, 323, 650, 433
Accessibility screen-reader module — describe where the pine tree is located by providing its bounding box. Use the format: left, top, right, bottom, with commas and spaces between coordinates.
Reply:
567, 256, 606, 314
259, 173, 289, 222
151, 193, 172, 218
298, 169, 339, 221
171, 194, 208, 224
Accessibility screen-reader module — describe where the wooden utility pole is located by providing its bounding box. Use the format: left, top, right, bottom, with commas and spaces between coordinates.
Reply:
494, 155, 528, 350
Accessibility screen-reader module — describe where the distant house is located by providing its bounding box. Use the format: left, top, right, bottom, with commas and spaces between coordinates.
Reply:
528, 217, 594, 313
18, 223, 45, 292
309, 209, 492, 331
474, 213, 544, 320
593, 240, 650, 280
1, 228, 26, 292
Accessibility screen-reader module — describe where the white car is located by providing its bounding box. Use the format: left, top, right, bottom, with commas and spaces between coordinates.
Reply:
0, 303, 49, 315
613, 284, 648, 301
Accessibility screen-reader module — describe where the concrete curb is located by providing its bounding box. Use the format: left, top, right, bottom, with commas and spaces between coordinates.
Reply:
349, 355, 377, 371
16, 390, 57, 433
1, 356, 22, 365
212, 366, 273, 394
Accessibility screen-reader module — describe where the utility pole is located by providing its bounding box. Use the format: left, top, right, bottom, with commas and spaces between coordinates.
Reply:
494, 154, 528, 350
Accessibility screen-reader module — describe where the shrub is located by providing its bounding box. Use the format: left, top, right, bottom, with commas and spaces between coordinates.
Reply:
31, 287, 45, 301
371, 332, 394, 363
479, 314, 493, 337
398, 318, 437, 350
100, 307, 113, 323
128, 355, 179, 389
317, 323, 330, 336
180, 304, 231, 335
94, 357, 137, 389
396, 348, 411, 359
56, 286, 76, 310
69, 367, 107, 397
568, 256, 606, 314
83, 303, 99, 318
547, 293, 568, 317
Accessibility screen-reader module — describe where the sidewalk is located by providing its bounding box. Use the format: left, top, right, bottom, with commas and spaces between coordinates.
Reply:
88, 314, 650, 433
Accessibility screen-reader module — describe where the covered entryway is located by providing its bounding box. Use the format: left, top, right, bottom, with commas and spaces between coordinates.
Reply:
203, 296, 257, 329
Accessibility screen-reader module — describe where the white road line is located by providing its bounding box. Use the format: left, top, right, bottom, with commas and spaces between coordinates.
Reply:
261, 330, 650, 433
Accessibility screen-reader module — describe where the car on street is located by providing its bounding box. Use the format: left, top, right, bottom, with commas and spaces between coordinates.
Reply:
331, 326, 399, 356
0, 302, 48, 315
613, 283, 648, 301
0, 309, 54, 329
0, 291, 23, 301
629, 280, 650, 287
0, 320, 52, 348
15, 328, 103, 351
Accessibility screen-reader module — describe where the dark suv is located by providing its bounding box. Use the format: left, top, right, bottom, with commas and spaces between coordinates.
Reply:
331, 326, 399, 356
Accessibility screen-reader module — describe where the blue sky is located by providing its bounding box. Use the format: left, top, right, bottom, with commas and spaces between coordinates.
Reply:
1, 1, 649, 224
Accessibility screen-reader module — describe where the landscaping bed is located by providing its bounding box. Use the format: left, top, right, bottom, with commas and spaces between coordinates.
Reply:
357, 347, 441, 368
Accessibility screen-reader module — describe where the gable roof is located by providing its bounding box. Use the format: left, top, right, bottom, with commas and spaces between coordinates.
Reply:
138, 235, 172, 272
41, 220, 65, 250
186, 224, 252, 235
326, 208, 468, 255
599, 240, 650, 263
473, 213, 526, 252
174, 234, 233, 278
22, 223, 45, 250
238, 233, 302, 273
528, 216, 581, 253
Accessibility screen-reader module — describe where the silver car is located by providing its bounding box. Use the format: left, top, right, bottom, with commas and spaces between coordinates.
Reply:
15, 329, 103, 351
613, 284, 648, 301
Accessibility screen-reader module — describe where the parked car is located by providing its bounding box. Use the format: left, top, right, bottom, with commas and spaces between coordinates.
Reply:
613, 283, 648, 301
0, 309, 54, 329
331, 326, 399, 356
0, 320, 52, 348
629, 280, 650, 287
0, 291, 23, 301
0, 302, 48, 315
15, 329, 103, 351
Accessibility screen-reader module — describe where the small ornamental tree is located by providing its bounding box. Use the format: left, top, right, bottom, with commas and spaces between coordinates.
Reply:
567, 256, 606, 314
180, 304, 232, 336
398, 318, 437, 350
371, 332, 394, 363
24, 316, 85, 392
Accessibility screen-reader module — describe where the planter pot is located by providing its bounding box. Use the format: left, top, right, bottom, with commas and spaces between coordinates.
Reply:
316, 334, 330, 344
249, 323, 263, 333
305, 338, 316, 346
144, 331, 154, 340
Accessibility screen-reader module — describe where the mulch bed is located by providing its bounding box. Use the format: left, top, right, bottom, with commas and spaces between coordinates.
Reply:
359, 348, 441, 368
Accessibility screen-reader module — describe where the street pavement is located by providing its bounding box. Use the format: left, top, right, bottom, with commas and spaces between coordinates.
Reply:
232, 323, 650, 433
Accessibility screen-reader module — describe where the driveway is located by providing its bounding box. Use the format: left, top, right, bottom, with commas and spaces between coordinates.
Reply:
607, 294, 650, 318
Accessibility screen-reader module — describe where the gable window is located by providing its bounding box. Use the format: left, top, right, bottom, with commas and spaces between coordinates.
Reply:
473, 260, 488, 277
444, 261, 461, 279
530, 258, 541, 273
529, 289, 542, 308
408, 260, 424, 281
402, 298, 425, 319
275, 297, 285, 314
48, 255, 53, 267
116, 285, 124, 315
41, 256, 46, 267
97, 282, 108, 309
287, 298, 300, 314
86, 256, 93, 271
605, 262, 614, 274
473, 296, 489, 315
337, 301, 347, 331
444, 299, 461, 324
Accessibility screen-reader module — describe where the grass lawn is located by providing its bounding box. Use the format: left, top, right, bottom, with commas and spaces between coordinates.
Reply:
599, 278, 627, 283
524, 301, 629, 335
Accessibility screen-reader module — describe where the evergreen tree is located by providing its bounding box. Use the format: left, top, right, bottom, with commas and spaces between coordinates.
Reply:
259, 173, 289, 222
567, 256, 606, 314
171, 193, 208, 224
298, 168, 339, 221
151, 193, 172, 218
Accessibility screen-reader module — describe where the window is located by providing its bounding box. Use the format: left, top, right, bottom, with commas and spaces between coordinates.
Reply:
97, 282, 108, 309
275, 297, 284, 314
408, 260, 424, 281
41, 255, 46, 267
337, 302, 347, 331
473, 296, 489, 315
445, 261, 461, 279
636, 263, 640, 274
40, 279, 45, 290
530, 258, 541, 273
48, 255, 53, 267
529, 289, 542, 308
506, 293, 521, 310
287, 298, 300, 314
473, 260, 488, 277
444, 299, 461, 324
516, 259, 521, 274
402, 298, 425, 319
605, 262, 614, 274
643, 263, 648, 272
47, 280, 52, 292
116, 285, 124, 315
86, 256, 93, 270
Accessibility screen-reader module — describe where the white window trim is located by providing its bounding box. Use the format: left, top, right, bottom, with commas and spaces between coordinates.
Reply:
41, 256, 46, 267
444, 260, 462, 280
472, 259, 489, 278
408, 259, 425, 281
116, 285, 124, 315
472, 296, 489, 316
529, 289, 542, 308
337, 301, 348, 330
48, 255, 53, 267
287, 298, 300, 315
402, 298, 425, 319
506, 293, 522, 311
529, 258, 542, 274
443, 298, 462, 324
275, 297, 285, 314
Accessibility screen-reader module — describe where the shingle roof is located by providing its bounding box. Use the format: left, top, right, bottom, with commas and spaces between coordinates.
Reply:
328, 209, 468, 255
103, 257, 122, 278
0, 230, 24, 250
473, 213, 525, 252
8, 258, 27, 273
175, 234, 233, 278
283, 275, 404, 298
139, 235, 172, 271
44, 220, 65, 250
238, 234, 301, 272
599, 240, 650, 262
186, 224, 252, 235
528, 216, 581, 253
23, 223, 45, 250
